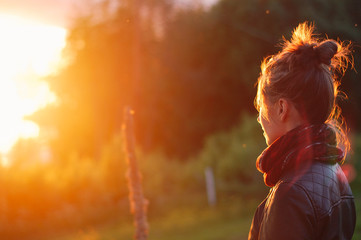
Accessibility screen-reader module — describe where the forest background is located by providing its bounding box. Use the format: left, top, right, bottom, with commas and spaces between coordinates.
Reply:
1, 0, 361, 239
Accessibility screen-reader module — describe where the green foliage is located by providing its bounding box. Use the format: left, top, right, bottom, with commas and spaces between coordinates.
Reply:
197, 114, 267, 197
137, 114, 268, 213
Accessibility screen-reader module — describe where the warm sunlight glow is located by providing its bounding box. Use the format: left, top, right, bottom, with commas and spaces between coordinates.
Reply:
0, 14, 66, 161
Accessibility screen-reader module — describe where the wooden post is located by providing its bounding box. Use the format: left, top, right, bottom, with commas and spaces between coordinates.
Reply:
131, 0, 142, 107
123, 106, 148, 240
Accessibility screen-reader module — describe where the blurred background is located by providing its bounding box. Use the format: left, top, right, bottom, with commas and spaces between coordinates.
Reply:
0, 0, 360, 239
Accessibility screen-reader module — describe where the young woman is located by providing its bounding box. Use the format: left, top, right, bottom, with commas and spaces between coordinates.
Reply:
248, 22, 356, 239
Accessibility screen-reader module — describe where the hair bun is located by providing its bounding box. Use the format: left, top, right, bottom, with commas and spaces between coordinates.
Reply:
314, 40, 338, 65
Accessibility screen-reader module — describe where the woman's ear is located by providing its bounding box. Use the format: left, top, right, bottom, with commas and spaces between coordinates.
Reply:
277, 98, 289, 122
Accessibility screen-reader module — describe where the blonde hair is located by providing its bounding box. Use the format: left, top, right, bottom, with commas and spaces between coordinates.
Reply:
255, 22, 352, 155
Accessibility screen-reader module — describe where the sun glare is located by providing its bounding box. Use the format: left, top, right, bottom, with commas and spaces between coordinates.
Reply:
0, 14, 66, 164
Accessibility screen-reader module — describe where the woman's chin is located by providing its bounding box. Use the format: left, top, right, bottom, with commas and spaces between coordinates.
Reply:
264, 135, 270, 146
265, 136, 275, 146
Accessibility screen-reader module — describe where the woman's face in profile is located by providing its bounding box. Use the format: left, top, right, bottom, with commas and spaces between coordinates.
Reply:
258, 99, 284, 146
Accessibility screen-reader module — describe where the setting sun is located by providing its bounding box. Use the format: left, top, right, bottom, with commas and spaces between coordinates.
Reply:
0, 14, 66, 157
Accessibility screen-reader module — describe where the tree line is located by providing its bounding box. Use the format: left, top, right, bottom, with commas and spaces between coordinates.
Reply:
29, 0, 361, 159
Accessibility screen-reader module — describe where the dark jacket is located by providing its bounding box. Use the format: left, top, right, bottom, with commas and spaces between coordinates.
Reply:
248, 161, 356, 240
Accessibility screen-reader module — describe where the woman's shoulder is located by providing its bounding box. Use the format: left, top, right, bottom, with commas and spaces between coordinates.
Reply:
281, 162, 352, 197
278, 162, 353, 217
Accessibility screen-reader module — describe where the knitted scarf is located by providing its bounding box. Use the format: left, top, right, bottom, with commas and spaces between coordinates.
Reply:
256, 124, 344, 187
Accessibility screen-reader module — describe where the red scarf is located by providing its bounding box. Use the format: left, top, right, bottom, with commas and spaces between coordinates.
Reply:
256, 124, 344, 187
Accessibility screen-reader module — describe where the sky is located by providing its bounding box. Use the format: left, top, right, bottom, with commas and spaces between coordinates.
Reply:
0, 0, 71, 155
0, 0, 75, 27
0, 0, 219, 28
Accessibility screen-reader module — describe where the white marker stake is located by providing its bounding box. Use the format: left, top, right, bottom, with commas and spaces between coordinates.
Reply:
205, 166, 217, 207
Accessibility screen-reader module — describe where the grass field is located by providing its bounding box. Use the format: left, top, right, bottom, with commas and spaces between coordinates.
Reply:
54, 190, 361, 240
56, 212, 253, 240
53, 197, 257, 240
64, 215, 250, 240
